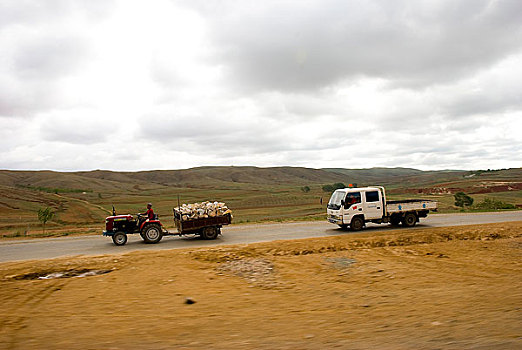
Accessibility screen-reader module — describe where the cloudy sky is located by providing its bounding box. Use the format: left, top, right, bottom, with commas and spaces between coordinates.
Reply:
1, 0, 521, 171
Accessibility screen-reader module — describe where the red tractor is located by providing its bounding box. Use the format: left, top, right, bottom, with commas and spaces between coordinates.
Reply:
103, 207, 164, 246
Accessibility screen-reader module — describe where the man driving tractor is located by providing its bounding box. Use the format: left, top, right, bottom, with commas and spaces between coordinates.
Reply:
140, 203, 155, 222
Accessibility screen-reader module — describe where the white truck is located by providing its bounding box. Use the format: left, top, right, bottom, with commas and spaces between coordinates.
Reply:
327, 186, 437, 230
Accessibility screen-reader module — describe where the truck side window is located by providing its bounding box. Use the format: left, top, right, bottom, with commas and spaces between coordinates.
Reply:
345, 192, 361, 207
365, 191, 380, 202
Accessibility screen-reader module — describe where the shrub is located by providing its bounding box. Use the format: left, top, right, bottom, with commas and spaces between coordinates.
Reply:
37, 207, 54, 234
322, 183, 346, 193
475, 198, 516, 210
454, 192, 473, 207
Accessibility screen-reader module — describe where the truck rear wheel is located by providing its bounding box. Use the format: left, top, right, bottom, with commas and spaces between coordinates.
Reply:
350, 217, 364, 231
201, 226, 219, 240
112, 231, 127, 246
142, 224, 163, 244
402, 212, 417, 227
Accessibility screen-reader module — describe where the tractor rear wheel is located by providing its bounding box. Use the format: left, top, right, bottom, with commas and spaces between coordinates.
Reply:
112, 231, 127, 246
201, 226, 219, 240
142, 224, 163, 244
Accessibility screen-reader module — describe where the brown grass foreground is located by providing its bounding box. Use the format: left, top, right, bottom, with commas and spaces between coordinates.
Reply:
0, 222, 521, 349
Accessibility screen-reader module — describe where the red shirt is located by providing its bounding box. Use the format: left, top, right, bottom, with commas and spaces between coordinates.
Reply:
146, 208, 154, 220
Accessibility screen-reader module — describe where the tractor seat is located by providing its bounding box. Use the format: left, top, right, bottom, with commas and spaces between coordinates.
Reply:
153, 214, 158, 220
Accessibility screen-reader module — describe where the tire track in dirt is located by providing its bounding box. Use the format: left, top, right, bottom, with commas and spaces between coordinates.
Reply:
2, 279, 67, 350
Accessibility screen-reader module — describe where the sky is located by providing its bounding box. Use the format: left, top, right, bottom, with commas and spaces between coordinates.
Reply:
1, 0, 521, 172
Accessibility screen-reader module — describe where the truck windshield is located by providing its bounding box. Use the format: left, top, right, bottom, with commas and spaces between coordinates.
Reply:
327, 191, 345, 210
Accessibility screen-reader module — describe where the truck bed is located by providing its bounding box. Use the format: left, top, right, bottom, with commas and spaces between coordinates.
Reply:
386, 199, 437, 214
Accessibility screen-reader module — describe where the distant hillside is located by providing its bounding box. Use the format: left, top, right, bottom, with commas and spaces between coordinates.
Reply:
322, 167, 470, 187
77, 166, 349, 187
1, 167, 520, 191
0, 167, 352, 191
0, 170, 146, 193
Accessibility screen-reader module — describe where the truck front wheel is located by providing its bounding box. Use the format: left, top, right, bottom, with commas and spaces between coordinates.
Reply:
112, 231, 127, 246
142, 224, 163, 244
402, 212, 417, 227
350, 217, 364, 231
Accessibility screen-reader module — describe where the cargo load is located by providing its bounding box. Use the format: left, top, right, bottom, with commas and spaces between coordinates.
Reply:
173, 201, 232, 220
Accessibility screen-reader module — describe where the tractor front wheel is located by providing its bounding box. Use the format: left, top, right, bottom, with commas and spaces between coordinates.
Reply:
142, 224, 163, 244
112, 231, 127, 246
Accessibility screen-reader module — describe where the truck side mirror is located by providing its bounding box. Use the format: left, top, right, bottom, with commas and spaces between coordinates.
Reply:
340, 199, 345, 207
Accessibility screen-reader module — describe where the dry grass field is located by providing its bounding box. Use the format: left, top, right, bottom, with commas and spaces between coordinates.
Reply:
1, 222, 520, 349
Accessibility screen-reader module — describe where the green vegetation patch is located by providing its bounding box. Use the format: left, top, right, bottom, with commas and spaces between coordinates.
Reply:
16, 185, 93, 194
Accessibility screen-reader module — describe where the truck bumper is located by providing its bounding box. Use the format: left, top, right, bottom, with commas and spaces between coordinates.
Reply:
327, 215, 343, 225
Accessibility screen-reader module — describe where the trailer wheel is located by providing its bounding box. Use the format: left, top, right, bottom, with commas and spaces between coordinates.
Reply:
112, 231, 127, 246
402, 212, 417, 227
201, 226, 219, 240
350, 217, 364, 231
142, 224, 163, 244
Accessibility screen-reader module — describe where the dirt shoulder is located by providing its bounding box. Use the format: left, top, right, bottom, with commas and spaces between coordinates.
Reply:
1, 222, 521, 349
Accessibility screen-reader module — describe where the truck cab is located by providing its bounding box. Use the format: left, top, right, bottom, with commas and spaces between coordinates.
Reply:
327, 186, 386, 230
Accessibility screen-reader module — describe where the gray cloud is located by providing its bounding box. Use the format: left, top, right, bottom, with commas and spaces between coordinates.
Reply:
138, 111, 291, 155
14, 37, 89, 81
0, 0, 114, 117
40, 117, 109, 145
0, 0, 114, 29
0, 36, 91, 117
184, 0, 522, 92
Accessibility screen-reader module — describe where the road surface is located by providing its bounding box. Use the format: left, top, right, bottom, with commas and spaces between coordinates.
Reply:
0, 211, 520, 263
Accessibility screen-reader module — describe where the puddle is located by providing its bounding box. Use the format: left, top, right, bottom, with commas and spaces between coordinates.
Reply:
13, 269, 113, 280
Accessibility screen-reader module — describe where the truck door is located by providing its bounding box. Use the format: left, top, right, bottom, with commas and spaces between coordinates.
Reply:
342, 191, 362, 223
364, 190, 382, 219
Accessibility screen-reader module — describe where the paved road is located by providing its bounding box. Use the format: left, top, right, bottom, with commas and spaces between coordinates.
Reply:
1, 211, 520, 263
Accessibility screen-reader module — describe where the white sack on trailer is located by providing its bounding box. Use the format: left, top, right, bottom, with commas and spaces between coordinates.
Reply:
174, 201, 232, 220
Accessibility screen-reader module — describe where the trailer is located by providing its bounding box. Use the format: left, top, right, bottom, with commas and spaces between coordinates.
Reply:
326, 186, 437, 230
173, 209, 232, 240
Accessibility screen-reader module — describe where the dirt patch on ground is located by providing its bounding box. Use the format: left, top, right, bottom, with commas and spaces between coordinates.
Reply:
0, 222, 521, 349
217, 258, 280, 288
11, 268, 113, 280
191, 223, 522, 262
